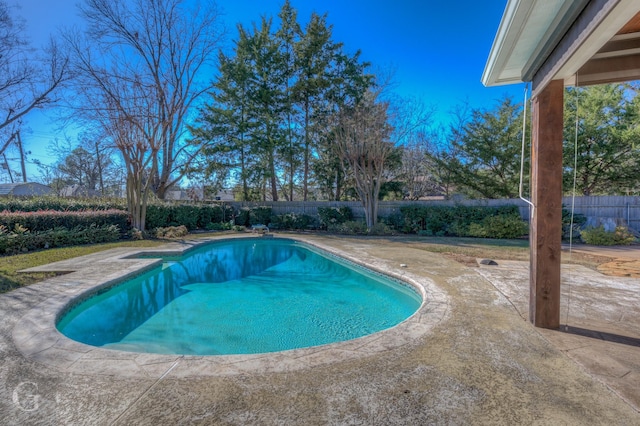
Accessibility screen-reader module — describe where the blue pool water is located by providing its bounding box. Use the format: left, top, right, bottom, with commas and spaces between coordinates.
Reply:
57, 238, 421, 355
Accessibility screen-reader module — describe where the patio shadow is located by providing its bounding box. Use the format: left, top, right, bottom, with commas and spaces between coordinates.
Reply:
560, 325, 640, 348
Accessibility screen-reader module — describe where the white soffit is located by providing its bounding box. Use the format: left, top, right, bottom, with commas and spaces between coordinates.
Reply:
482, 0, 579, 87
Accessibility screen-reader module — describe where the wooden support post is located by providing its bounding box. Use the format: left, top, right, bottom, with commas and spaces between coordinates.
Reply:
530, 79, 564, 329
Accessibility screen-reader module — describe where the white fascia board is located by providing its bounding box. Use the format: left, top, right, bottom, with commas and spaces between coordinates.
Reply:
482, 0, 532, 87
482, 0, 577, 87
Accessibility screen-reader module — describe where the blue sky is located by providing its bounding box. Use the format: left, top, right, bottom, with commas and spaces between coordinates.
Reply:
14, 0, 522, 180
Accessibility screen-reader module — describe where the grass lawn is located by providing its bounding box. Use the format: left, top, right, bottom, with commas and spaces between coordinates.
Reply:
0, 240, 165, 293
0, 233, 613, 294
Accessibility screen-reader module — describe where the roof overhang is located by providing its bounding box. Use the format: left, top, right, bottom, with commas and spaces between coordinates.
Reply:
482, 0, 640, 92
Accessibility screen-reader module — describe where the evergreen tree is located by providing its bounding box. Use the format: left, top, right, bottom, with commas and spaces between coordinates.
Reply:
190, 31, 256, 201
293, 12, 337, 200
192, 1, 373, 201
314, 50, 373, 200
276, 0, 302, 201
427, 96, 525, 199
564, 84, 640, 195
245, 18, 288, 201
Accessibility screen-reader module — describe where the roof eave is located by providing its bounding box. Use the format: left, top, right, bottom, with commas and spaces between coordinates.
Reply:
482, 0, 590, 88
481, 0, 525, 87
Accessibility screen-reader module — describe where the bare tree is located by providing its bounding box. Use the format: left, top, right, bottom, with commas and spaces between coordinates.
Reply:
65, 0, 224, 229
333, 90, 393, 229
0, 1, 68, 135
48, 132, 116, 195
401, 130, 446, 200
384, 96, 438, 200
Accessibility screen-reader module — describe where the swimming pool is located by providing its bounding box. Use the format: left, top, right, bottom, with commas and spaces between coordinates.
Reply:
57, 238, 422, 355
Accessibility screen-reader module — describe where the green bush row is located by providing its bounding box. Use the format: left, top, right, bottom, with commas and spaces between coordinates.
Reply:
317, 207, 354, 230
327, 221, 393, 236
0, 224, 121, 255
145, 204, 235, 230
397, 204, 527, 239
234, 207, 273, 227
580, 226, 636, 246
0, 196, 127, 212
0, 209, 130, 234
270, 213, 317, 230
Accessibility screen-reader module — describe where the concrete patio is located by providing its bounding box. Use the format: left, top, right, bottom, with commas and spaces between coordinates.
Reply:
1, 234, 639, 424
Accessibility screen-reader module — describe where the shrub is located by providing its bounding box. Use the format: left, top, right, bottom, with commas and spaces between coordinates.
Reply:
0, 196, 127, 213
0, 209, 130, 234
145, 203, 234, 230
398, 204, 526, 238
369, 222, 393, 236
206, 221, 233, 231
155, 225, 189, 239
562, 207, 587, 240
328, 220, 368, 235
250, 206, 272, 226
130, 228, 145, 240
196, 205, 234, 228
144, 205, 172, 229
580, 225, 636, 246
477, 215, 528, 239
381, 212, 405, 231
317, 206, 353, 230
270, 213, 317, 230
466, 223, 488, 238
171, 205, 200, 230
234, 206, 272, 227
0, 224, 121, 255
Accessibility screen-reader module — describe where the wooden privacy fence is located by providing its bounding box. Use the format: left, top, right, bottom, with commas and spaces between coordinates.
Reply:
228, 196, 640, 232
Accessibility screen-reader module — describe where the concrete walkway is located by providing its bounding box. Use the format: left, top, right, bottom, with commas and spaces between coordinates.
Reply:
1, 234, 639, 424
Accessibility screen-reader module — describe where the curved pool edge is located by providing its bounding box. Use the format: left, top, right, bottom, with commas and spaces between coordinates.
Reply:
12, 234, 450, 378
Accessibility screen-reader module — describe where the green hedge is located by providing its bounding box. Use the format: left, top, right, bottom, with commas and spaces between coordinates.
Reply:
0, 209, 130, 234
0, 197, 127, 212
580, 225, 636, 246
234, 206, 272, 227
270, 213, 317, 230
399, 204, 527, 238
0, 224, 121, 255
145, 204, 235, 230
317, 206, 353, 230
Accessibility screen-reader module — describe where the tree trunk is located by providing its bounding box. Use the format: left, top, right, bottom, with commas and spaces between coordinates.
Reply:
269, 149, 278, 201
303, 102, 310, 201
95, 141, 105, 195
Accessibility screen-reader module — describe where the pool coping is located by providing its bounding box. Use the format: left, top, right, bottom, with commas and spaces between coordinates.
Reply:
12, 234, 450, 378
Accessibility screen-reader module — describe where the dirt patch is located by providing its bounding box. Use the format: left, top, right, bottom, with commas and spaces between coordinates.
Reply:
442, 252, 479, 267
597, 259, 640, 278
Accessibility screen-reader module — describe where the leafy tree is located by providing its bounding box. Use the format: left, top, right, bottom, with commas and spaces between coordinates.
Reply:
427, 96, 526, 199
564, 84, 640, 195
